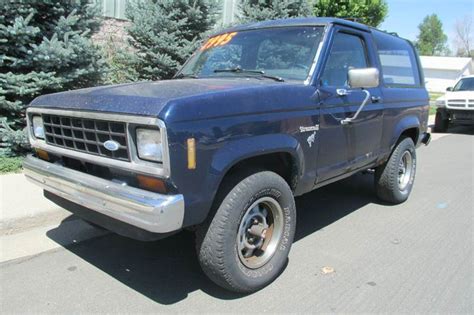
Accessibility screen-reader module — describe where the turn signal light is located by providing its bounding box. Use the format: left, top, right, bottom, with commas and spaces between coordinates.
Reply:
136, 175, 167, 194
35, 149, 49, 161
187, 138, 196, 170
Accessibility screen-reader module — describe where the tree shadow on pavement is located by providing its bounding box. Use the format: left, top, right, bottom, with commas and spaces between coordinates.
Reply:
46, 172, 384, 304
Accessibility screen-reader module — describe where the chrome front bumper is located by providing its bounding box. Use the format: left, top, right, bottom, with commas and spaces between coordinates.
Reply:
23, 155, 184, 233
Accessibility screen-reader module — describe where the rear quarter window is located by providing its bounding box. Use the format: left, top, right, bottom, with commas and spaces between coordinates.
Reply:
373, 30, 421, 87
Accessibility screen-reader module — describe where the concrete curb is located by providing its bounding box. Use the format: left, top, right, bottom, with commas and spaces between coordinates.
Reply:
0, 219, 108, 263
1, 172, 108, 263
0, 172, 69, 235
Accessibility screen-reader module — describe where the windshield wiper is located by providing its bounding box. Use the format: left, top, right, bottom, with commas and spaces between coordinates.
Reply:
214, 67, 284, 82
174, 73, 199, 79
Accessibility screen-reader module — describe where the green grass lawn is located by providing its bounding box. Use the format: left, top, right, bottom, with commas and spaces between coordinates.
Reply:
0, 156, 24, 174
429, 92, 444, 115
429, 92, 444, 101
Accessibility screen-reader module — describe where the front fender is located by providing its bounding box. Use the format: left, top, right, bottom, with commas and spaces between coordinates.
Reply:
210, 133, 305, 178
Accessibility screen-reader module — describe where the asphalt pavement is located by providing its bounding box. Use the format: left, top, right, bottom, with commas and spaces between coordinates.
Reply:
0, 125, 473, 313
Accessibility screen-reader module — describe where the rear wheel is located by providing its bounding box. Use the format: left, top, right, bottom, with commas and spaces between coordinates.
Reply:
433, 110, 449, 133
196, 171, 296, 293
375, 137, 417, 204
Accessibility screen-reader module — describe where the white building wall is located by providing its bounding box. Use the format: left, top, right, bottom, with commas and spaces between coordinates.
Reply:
423, 69, 462, 92
420, 56, 473, 92
222, 0, 239, 25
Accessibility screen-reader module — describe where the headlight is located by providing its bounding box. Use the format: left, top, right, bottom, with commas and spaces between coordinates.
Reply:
136, 128, 162, 162
435, 99, 445, 107
32, 115, 45, 139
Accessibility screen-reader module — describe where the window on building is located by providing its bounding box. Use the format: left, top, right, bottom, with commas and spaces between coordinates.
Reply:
101, 0, 128, 20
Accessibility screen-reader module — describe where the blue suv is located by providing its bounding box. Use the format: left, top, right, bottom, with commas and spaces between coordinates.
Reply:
24, 18, 430, 292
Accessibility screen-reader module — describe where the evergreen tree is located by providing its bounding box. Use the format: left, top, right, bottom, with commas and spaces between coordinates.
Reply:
415, 14, 449, 56
125, 0, 219, 81
238, 0, 312, 23
0, 1, 106, 157
313, 0, 388, 27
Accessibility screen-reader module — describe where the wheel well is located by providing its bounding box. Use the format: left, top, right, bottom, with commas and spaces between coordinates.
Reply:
399, 127, 419, 145
224, 152, 298, 191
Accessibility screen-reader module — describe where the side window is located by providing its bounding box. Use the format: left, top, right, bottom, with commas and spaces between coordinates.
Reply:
373, 31, 421, 87
321, 32, 369, 87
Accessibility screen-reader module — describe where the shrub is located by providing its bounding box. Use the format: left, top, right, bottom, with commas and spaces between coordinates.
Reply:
0, 156, 23, 174
125, 0, 219, 81
0, 1, 106, 157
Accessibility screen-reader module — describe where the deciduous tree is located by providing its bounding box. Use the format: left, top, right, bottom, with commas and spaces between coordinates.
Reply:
453, 15, 473, 57
415, 14, 449, 56
313, 0, 388, 27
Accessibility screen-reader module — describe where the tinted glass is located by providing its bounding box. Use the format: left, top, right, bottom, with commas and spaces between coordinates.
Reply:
453, 77, 474, 91
320, 32, 369, 87
179, 27, 324, 81
373, 30, 421, 87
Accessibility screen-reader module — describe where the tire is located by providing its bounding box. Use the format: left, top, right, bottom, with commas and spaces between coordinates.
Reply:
433, 110, 449, 133
196, 171, 296, 293
375, 137, 417, 204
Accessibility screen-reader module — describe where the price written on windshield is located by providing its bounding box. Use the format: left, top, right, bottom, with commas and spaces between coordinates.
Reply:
200, 32, 238, 51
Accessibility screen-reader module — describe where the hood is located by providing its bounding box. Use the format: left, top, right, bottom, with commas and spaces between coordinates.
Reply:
29, 78, 280, 118
445, 90, 474, 100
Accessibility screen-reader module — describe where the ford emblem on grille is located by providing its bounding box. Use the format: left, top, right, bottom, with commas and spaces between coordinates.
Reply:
103, 140, 120, 151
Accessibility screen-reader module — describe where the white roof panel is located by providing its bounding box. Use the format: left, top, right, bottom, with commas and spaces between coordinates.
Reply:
420, 56, 473, 71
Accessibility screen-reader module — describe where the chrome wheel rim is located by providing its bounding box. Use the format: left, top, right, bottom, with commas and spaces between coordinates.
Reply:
398, 150, 413, 190
237, 197, 284, 269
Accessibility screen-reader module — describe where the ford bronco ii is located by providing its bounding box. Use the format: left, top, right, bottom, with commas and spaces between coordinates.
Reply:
24, 18, 430, 293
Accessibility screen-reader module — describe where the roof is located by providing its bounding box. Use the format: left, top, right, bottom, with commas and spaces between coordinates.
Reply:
214, 17, 371, 36
420, 56, 473, 71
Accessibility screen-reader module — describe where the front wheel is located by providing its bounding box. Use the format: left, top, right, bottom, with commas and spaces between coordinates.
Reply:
375, 137, 417, 204
196, 171, 296, 293
433, 110, 449, 133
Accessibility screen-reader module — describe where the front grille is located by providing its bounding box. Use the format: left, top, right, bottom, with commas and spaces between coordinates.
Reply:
447, 99, 467, 108
452, 110, 474, 120
42, 114, 129, 161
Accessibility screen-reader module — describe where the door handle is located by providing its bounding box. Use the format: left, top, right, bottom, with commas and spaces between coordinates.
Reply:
371, 96, 381, 103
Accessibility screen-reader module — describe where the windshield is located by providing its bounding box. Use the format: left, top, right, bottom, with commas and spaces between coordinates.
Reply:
178, 26, 325, 82
453, 77, 474, 91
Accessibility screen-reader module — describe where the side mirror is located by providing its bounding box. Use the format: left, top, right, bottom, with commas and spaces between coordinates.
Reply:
348, 68, 379, 89
446, 87, 453, 91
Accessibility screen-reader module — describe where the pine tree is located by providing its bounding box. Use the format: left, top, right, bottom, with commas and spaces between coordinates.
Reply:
0, 1, 106, 157
313, 0, 388, 27
125, 0, 219, 81
238, 0, 312, 23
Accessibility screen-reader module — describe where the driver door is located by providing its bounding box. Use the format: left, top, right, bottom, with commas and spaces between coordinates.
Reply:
316, 27, 384, 183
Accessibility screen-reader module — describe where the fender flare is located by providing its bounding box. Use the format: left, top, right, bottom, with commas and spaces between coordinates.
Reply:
209, 133, 305, 186
390, 115, 420, 149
